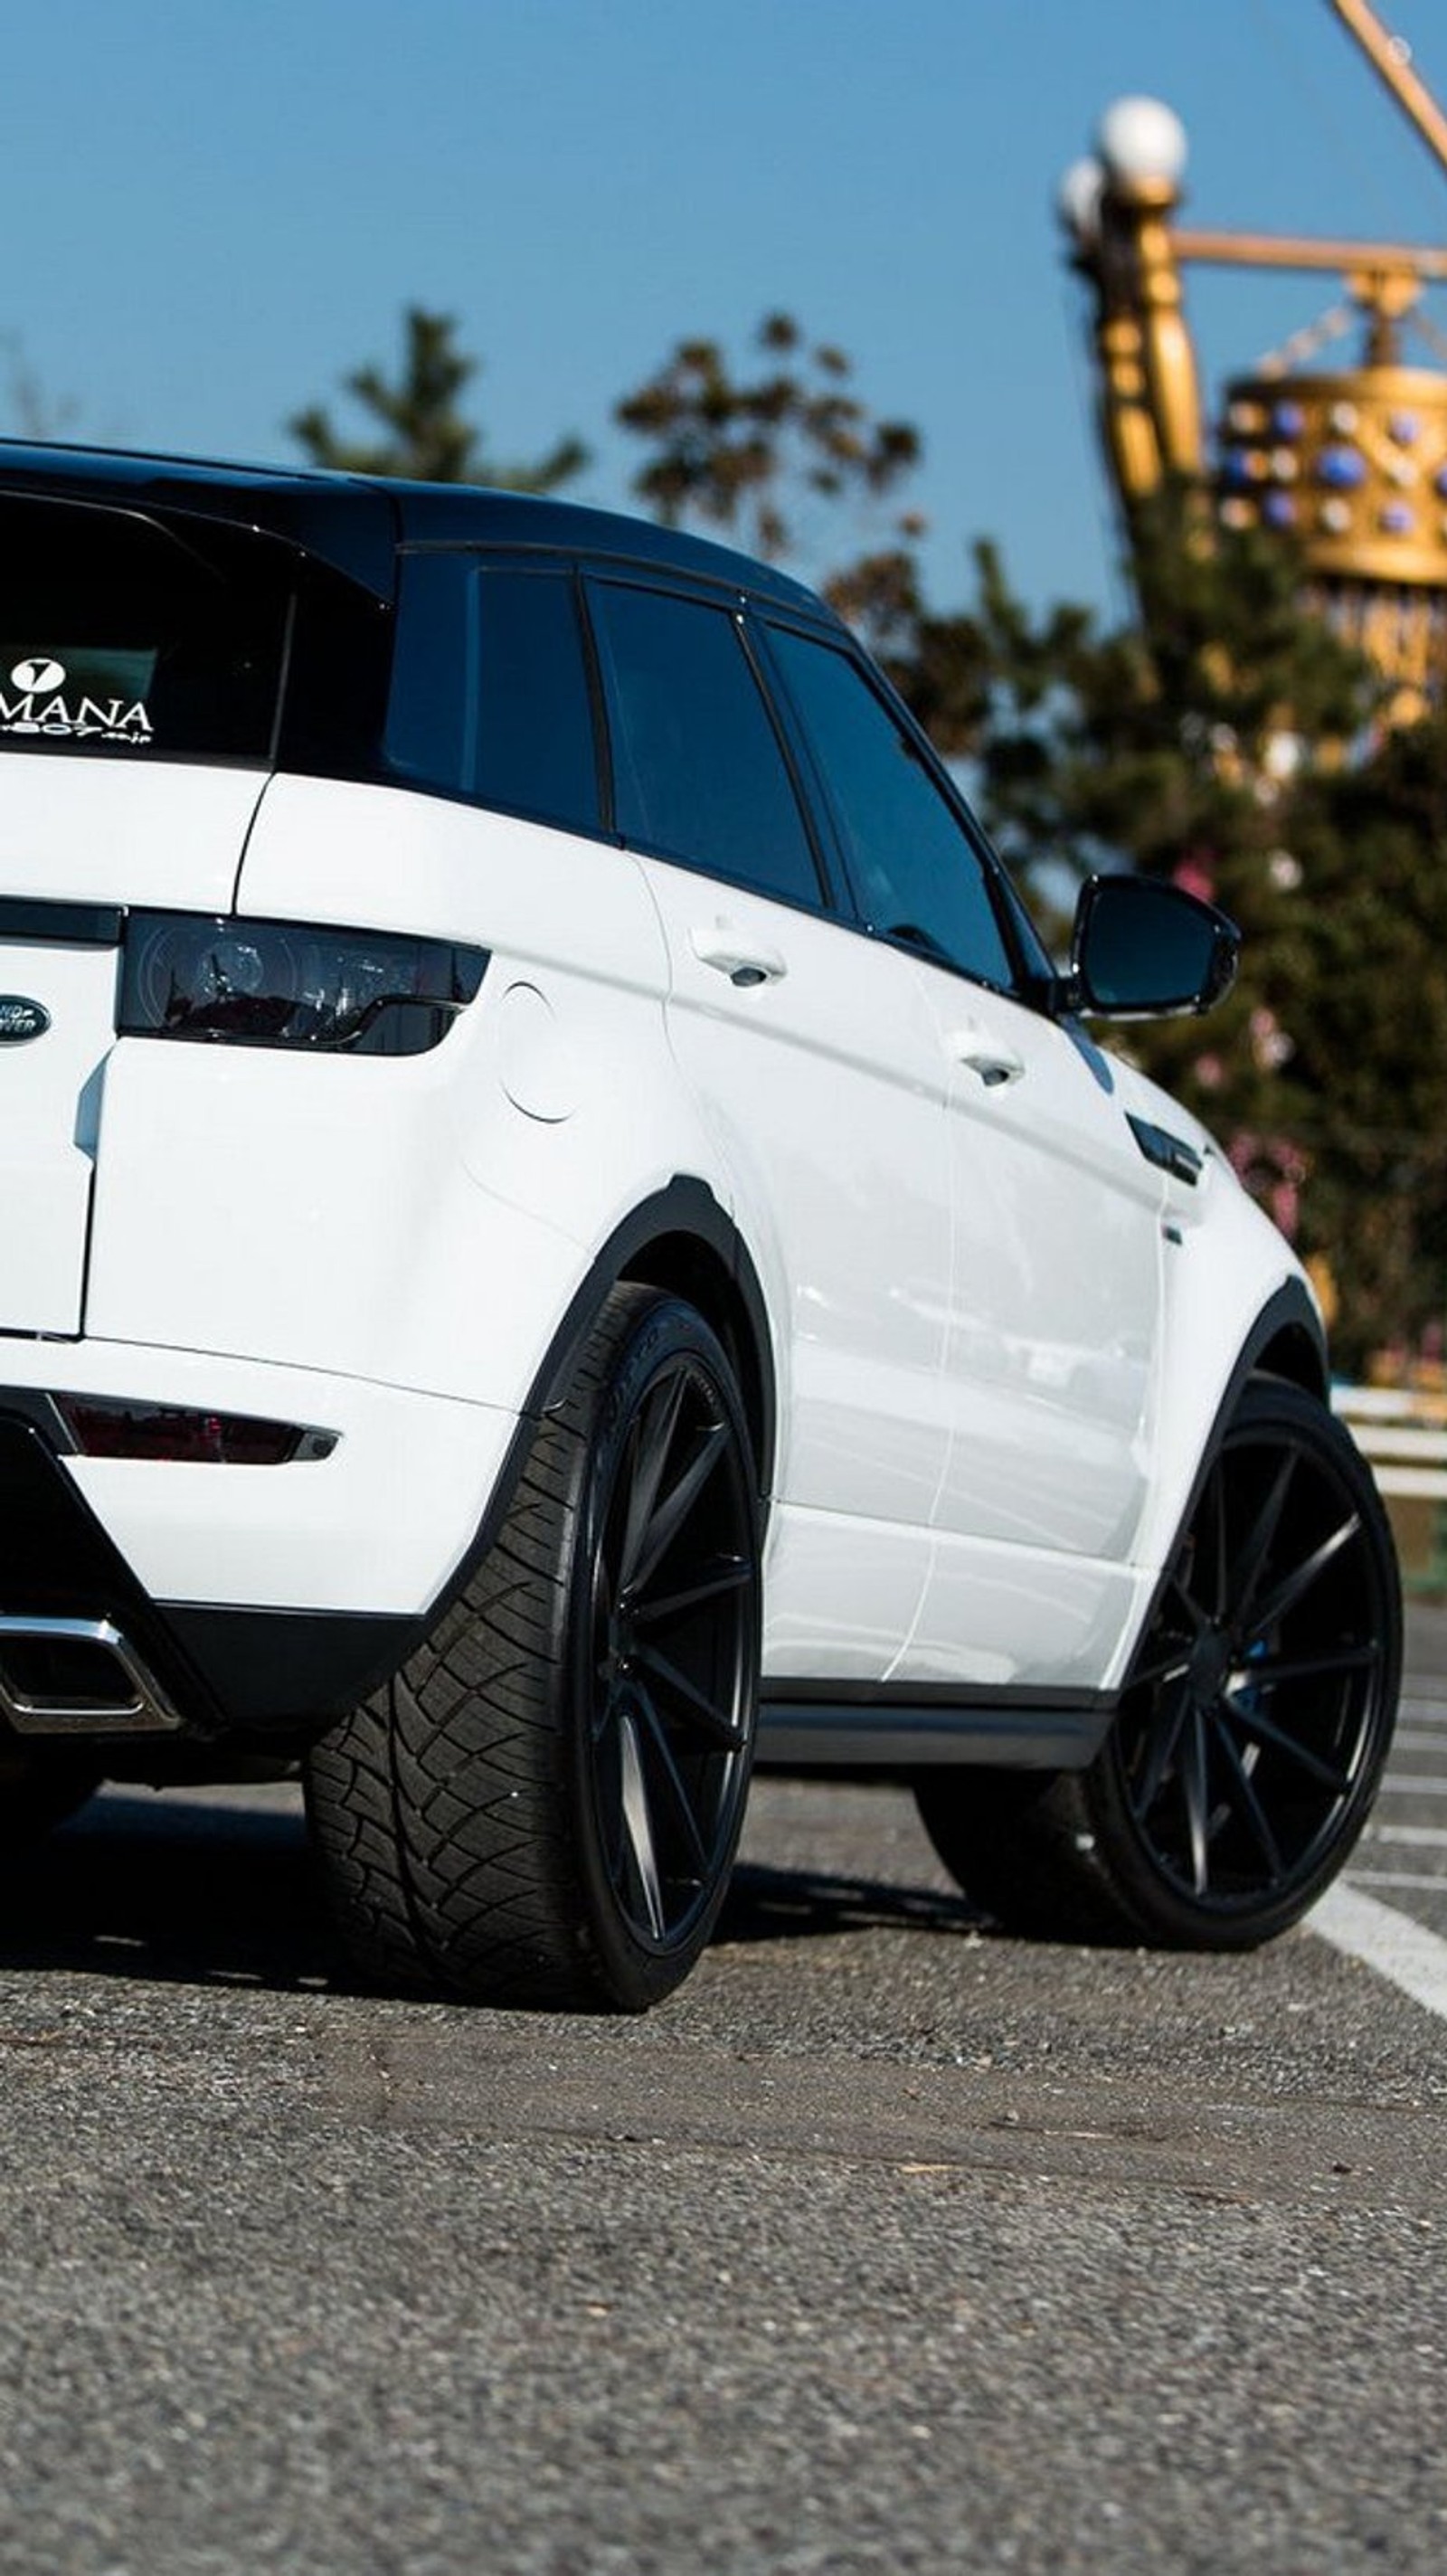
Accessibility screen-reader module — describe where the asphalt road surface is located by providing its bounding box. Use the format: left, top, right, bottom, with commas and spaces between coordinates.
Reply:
0, 1628, 1444, 2574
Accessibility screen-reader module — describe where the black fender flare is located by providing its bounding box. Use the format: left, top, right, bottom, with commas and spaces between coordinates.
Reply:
1123, 1276, 1329, 1688
430, 1177, 776, 1636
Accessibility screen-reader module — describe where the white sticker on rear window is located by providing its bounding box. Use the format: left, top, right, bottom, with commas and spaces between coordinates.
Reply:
0, 653, 153, 745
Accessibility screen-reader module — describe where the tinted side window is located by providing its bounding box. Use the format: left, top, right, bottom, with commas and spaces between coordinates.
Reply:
768, 627, 1016, 989
386, 557, 601, 836
587, 582, 823, 905
475, 570, 600, 832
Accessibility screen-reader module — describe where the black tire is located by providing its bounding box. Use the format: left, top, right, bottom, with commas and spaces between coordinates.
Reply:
0, 1743, 100, 1850
305, 1285, 762, 2009
916, 1377, 1402, 1949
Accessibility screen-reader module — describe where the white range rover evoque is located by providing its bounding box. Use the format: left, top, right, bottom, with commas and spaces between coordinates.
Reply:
0, 442, 1400, 2006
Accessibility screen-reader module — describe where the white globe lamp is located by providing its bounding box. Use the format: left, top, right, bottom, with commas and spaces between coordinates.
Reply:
1097, 96, 1188, 197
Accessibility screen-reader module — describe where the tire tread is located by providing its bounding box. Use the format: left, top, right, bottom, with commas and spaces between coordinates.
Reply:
306, 1283, 756, 2007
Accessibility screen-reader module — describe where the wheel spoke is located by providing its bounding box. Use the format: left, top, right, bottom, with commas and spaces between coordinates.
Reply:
1236, 1642, 1380, 1690
1159, 1569, 1212, 1643
1127, 1572, 1204, 1693
1207, 1709, 1284, 1880
627, 1421, 733, 1600
632, 1639, 747, 1749
629, 1557, 755, 1629
1180, 1704, 1212, 1897
1218, 1692, 1354, 1795
634, 1683, 710, 1873
1130, 1673, 1192, 1817
616, 1372, 689, 1596
618, 1708, 667, 1941
1226, 1448, 1297, 1632
1241, 1512, 1362, 1644
1128, 1642, 1195, 1698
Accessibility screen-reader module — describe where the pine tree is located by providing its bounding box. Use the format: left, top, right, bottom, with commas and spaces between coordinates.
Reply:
289, 307, 587, 491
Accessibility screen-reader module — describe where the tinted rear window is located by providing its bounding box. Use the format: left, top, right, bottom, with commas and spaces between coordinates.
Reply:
0, 496, 293, 762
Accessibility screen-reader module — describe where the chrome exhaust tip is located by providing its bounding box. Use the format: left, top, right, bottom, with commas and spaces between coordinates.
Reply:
0, 1616, 184, 1736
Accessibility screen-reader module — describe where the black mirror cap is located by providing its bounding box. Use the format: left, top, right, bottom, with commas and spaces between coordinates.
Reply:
1069, 873, 1241, 1019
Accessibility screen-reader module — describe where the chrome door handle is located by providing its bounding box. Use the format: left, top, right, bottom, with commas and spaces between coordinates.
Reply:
951, 1024, 1025, 1087
689, 929, 789, 989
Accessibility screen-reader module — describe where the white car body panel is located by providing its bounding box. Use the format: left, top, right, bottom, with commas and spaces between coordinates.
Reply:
926, 993, 1163, 1562
761, 1505, 950, 1682
639, 857, 955, 1670
1114, 1093, 1315, 1616
0, 937, 116, 1333
0, 763, 268, 1334
88, 778, 721, 1418
884, 977, 1166, 1687
0, 758, 265, 913
899, 1525, 1149, 1692
66, 1369, 516, 1614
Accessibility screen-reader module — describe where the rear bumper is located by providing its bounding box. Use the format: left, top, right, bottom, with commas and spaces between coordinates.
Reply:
0, 1352, 523, 1747
0, 1411, 422, 1742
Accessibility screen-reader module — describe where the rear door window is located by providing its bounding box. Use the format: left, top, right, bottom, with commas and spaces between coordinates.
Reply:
0, 497, 293, 762
386, 555, 601, 837
586, 579, 826, 907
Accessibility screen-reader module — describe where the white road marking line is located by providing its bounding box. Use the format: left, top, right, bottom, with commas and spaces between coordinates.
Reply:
1312, 1881, 1447, 2017
1390, 1731, 1447, 1753
1373, 1823, 1447, 1847
1376, 1775, 1447, 1795
1342, 1869, 1447, 1892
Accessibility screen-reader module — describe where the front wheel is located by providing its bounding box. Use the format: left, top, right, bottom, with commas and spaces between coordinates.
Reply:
918, 1378, 1401, 1948
306, 1286, 762, 2009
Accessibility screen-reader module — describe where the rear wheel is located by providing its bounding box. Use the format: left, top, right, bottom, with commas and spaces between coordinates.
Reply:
305, 1286, 761, 2009
917, 1378, 1401, 1948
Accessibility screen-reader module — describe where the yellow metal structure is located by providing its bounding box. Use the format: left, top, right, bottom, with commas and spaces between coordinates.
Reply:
1064, 4, 1447, 709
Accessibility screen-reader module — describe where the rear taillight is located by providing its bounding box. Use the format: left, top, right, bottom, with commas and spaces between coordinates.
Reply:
57, 1397, 336, 1464
118, 913, 487, 1055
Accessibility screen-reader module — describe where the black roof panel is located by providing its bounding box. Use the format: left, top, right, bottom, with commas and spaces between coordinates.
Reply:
0, 440, 839, 622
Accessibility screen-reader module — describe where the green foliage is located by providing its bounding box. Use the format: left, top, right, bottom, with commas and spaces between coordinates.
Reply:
289, 308, 587, 491
615, 311, 921, 569
617, 313, 993, 754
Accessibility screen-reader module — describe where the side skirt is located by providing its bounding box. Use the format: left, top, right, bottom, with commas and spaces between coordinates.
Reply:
757, 1682, 1114, 1774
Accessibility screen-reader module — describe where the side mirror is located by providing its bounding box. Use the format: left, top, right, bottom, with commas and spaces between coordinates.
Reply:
1069, 873, 1240, 1018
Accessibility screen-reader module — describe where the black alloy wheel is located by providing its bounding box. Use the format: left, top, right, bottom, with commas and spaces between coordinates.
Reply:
578, 1320, 760, 1974
916, 1378, 1401, 1948
1095, 1375, 1400, 1943
306, 1285, 762, 2010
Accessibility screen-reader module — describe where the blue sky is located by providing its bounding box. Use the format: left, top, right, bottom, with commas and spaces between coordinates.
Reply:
11, 0, 1447, 620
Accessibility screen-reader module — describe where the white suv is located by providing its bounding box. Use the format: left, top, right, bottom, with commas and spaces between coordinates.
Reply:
0, 444, 1400, 2006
